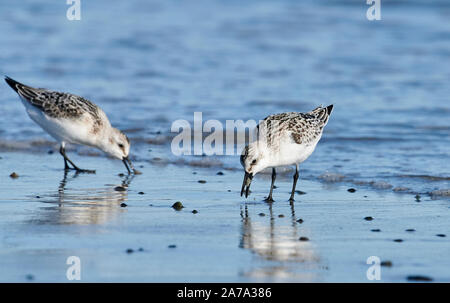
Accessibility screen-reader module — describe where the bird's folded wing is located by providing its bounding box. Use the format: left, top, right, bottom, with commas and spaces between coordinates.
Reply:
24, 89, 99, 120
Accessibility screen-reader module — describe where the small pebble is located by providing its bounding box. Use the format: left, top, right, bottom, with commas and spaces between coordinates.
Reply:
198, 180, 207, 184
138, 192, 145, 195
192, 210, 198, 214
347, 188, 356, 193
258, 213, 266, 217
371, 229, 381, 232
393, 239, 403, 242
138, 248, 144, 252
126, 249, 134, 254
295, 190, 306, 195
120, 203, 127, 207
273, 186, 278, 189
380, 261, 393, 267
172, 201, 184, 210
192, 172, 197, 175
407, 275, 433, 282
10, 172, 19, 179
48, 150, 54, 154
25, 274, 34, 281
216, 171, 224, 175
436, 234, 446, 237
297, 219, 304, 224
118, 173, 125, 177
278, 214, 285, 218
405, 229, 415, 232
415, 194, 421, 202
114, 186, 126, 192
299, 237, 309, 241
168, 244, 176, 249
36, 196, 40, 199
364, 216, 373, 221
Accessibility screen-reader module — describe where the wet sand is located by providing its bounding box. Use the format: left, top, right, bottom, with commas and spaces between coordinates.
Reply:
0, 152, 449, 282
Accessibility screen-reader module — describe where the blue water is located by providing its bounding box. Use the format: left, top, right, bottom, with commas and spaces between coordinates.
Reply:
0, 0, 449, 194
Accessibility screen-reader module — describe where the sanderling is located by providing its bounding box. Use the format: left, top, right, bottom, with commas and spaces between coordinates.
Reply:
240, 104, 333, 202
5, 76, 139, 174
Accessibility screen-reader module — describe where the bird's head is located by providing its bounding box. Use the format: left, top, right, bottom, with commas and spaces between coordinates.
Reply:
105, 128, 130, 159
102, 128, 136, 174
240, 143, 266, 198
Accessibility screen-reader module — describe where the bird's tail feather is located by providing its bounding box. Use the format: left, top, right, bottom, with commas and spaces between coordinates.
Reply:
310, 104, 333, 125
4, 76, 40, 100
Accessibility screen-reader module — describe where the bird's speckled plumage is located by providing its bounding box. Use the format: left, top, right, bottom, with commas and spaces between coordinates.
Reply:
259, 105, 332, 147
5, 76, 104, 133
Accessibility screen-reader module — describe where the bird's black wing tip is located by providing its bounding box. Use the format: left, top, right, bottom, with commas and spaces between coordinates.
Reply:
326, 104, 334, 115
4, 76, 21, 92
5, 75, 15, 83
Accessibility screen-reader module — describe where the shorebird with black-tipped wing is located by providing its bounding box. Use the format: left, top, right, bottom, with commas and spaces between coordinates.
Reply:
240, 105, 333, 202
4, 76, 139, 174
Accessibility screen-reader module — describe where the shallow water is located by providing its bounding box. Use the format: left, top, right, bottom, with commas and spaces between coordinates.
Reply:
0, 0, 449, 282
1, 153, 449, 282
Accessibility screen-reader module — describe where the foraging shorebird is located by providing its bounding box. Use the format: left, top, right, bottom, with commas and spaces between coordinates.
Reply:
4, 76, 138, 174
240, 105, 333, 202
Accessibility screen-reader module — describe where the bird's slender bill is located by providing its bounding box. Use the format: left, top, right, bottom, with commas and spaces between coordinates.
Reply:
240, 172, 253, 198
122, 156, 136, 174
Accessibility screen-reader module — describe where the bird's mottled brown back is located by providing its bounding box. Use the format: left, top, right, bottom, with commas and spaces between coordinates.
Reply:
259, 105, 332, 146
16, 84, 104, 130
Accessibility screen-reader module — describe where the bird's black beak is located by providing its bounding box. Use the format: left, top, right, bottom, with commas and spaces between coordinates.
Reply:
240, 172, 253, 198
122, 156, 135, 174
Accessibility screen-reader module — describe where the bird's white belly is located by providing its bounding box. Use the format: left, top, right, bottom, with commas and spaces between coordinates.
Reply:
270, 140, 319, 167
22, 99, 95, 146
282, 144, 316, 165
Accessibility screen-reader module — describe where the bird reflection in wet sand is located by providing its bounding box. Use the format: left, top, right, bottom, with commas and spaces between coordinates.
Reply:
239, 202, 321, 281
28, 171, 134, 225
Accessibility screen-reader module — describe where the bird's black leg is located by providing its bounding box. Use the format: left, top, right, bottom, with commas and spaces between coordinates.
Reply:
59, 145, 95, 174
264, 167, 276, 202
289, 164, 299, 202
63, 156, 70, 170
59, 145, 71, 170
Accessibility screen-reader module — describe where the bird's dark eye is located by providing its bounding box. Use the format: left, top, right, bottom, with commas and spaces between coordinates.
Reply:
251, 159, 257, 165
118, 143, 124, 148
